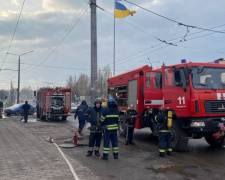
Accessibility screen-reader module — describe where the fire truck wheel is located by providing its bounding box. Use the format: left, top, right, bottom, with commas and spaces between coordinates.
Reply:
29, 110, 34, 115
62, 116, 67, 121
205, 135, 225, 147
37, 111, 40, 118
171, 120, 188, 152
119, 114, 127, 137
40, 115, 46, 120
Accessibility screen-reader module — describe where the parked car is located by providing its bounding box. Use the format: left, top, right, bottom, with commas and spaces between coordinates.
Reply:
4, 103, 36, 116
70, 103, 78, 113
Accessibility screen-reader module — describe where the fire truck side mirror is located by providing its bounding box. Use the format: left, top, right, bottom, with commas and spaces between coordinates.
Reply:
197, 66, 204, 74
184, 66, 189, 79
34, 91, 36, 97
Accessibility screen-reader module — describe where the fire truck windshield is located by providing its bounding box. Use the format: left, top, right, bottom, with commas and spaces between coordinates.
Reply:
191, 67, 225, 90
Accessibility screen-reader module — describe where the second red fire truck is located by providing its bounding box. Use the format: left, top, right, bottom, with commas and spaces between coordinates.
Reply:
108, 61, 225, 151
35, 87, 72, 120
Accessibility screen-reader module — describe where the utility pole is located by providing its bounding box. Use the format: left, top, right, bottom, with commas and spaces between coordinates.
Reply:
90, 0, 97, 103
7, 50, 33, 103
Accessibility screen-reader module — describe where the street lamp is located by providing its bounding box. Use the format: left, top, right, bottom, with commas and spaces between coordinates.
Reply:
6, 50, 34, 103
140, 58, 160, 68
0, 68, 18, 71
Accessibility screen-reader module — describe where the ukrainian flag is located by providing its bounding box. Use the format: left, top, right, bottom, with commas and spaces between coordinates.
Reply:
115, 1, 136, 18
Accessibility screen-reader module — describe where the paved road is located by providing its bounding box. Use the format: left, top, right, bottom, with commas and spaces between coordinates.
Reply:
64, 115, 225, 180
0, 115, 99, 180
1, 114, 225, 180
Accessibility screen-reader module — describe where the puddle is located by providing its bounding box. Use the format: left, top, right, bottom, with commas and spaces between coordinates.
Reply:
147, 165, 200, 177
27, 118, 37, 122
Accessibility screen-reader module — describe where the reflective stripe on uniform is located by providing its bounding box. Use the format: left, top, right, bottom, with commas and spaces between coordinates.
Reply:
159, 149, 165, 152
107, 124, 118, 127
105, 115, 120, 118
113, 147, 119, 153
158, 130, 171, 133
100, 115, 105, 122
106, 124, 118, 130
103, 147, 109, 154
155, 116, 158, 122
167, 148, 172, 152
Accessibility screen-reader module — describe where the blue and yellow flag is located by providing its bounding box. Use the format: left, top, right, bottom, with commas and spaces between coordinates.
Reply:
115, 1, 136, 18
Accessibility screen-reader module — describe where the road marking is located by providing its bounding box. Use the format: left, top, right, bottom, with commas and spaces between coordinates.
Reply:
53, 142, 80, 180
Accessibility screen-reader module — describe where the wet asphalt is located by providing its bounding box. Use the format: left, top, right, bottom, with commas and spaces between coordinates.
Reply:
3, 113, 225, 180
62, 115, 225, 180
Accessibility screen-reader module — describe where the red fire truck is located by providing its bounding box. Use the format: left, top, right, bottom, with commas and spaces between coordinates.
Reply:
35, 87, 72, 120
108, 62, 225, 151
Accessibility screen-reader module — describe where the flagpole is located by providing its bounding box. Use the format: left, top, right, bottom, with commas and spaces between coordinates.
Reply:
113, 0, 116, 76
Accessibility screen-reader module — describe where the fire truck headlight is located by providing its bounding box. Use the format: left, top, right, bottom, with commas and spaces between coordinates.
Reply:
190, 122, 205, 127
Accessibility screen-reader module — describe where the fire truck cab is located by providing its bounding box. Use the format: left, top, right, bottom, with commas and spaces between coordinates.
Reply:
108, 62, 225, 151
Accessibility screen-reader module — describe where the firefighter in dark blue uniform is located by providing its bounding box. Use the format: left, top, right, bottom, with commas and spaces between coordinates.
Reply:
85, 99, 103, 157
155, 106, 172, 157
75, 100, 88, 136
100, 98, 120, 160
125, 104, 139, 145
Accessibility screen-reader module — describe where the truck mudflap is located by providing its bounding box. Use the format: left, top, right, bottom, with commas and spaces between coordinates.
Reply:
189, 117, 225, 134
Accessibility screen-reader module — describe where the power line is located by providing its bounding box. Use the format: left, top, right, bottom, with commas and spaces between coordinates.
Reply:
0, 21, 90, 67
0, 0, 26, 69
100, 4, 177, 46
2, 62, 91, 70
97, 2, 225, 69
24, 5, 89, 73
124, 0, 225, 34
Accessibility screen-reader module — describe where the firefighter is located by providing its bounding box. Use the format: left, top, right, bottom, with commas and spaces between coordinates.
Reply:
22, 101, 30, 123
75, 100, 88, 136
155, 106, 172, 157
85, 98, 103, 157
100, 97, 120, 160
125, 104, 139, 145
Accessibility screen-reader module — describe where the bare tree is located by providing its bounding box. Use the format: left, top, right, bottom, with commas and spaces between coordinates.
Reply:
77, 74, 90, 96
0, 89, 9, 100
65, 65, 112, 100
20, 86, 33, 100
97, 65, 112, 97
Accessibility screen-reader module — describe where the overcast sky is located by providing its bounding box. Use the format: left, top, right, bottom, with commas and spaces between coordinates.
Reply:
0, 0, 224, 90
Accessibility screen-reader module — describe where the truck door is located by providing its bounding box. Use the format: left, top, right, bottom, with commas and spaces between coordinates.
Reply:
128, 80, 137, 109
65, 92, 71, 112
162, 66, 191, 117
45, 92, 51, 111
144, 70, 163, 109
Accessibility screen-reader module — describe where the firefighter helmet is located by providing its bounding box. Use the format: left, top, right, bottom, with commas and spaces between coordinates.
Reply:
94, 98, 102, 105
107, 97, 115, 103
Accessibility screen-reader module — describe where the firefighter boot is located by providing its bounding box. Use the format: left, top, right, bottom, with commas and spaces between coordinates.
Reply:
101, 154, 108, 160
159, 153, 165, 157
86, 151, 93, 157
167, 151, 172, 156
95, 150, 100, 156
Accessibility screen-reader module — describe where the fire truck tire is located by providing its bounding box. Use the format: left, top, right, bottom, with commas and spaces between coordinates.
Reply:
40, 115, 46, 120
62, 116, 67, 121
171, 120, 188, 152
37, 111, 40, 118
205, 135, 225, 147
119, 114, 127, 137
29, 110, 34, 115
